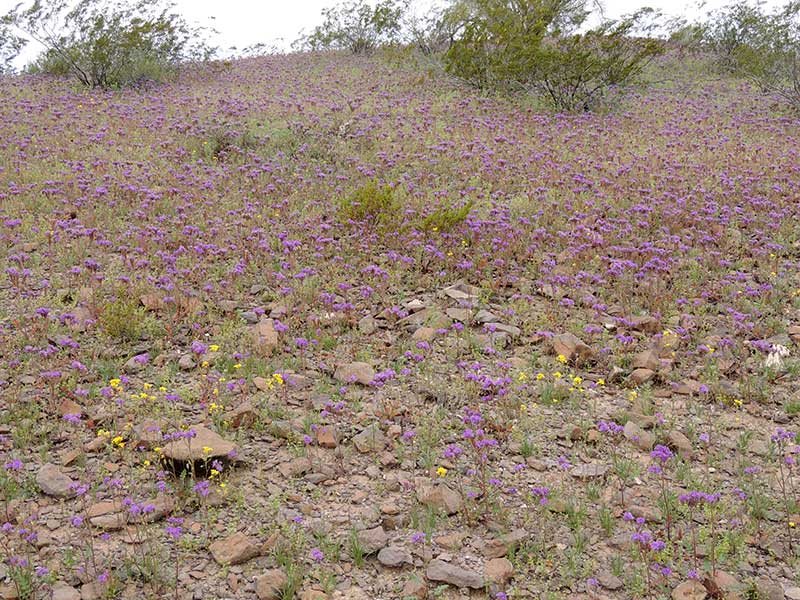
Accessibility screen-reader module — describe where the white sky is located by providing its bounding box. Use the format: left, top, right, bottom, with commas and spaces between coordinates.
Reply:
0, 0, 781, 67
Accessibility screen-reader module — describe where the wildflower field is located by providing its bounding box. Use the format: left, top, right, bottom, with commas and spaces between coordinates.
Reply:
1, 51, 800, 599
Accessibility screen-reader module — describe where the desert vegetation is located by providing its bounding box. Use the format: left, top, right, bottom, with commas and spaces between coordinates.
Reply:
0, 1, 800, 599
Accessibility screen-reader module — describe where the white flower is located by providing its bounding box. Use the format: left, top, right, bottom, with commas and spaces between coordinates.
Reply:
765, 344, 789, 369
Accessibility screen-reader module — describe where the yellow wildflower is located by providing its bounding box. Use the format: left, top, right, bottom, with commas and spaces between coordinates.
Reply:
112, 436, 125, 448
109, 378, 121, 388
557, 354, 567, 364
553, 371, 562, 379
535, 373, 545, 380
436, 466, 447, 477
202, 446, 213, 455
209, 344, 219, 352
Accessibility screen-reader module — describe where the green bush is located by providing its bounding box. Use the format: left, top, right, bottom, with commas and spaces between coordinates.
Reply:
442, 0, 664, 112
338, 180, 401, 225
100, 297, 145, 342
299, 0, 405, 55
2, 0, 214, 89
421, 201, 473, 232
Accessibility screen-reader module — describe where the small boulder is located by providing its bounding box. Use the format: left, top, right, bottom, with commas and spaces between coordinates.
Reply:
484, 558, 514, 584
36, 463, 75, 498
552, 333, 593, 362
624, 420, 655, 451
356, 526, 388, 554
426, 559, 483, 589
161, 425, 237, 464
255, 569, 288, 600
417, 483, 463, 515
377, 546, 412, 568
353, 424, 386, 453
671, 580, 707, 600
209, 532, 260, 566
334, 362, 375, 385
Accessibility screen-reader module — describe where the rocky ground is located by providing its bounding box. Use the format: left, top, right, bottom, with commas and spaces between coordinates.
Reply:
0, 52, 800, 600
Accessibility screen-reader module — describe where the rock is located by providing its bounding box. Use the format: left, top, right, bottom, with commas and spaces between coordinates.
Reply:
316, 426, 338, 448
475, 309, 499, 323
484, 558, 514, 584
630, 368, 655, 384
426, 559, 483, 589
633, 349, 660, 371
253, 318, 279, 355
416, 483, 463, 515
442, 282, 480, 301
571, 463, 609, 480
334, 362, 375, 386
123, 354, 148, 374
255, 569, 288, 600
161, 425, 237, 463
51, 584, 81, 600
209, 532, 260, 565
753, 579, 782, 600
377, 546, 412, 568
225, 402, 258, 429
709, 571, 741, 595
628, 505, 663, 523
412, 327, 436, 342
401, 577, 427, 599
598, 572, 623, 591
356, 526, 388, 554
36, 463, 75, 498
785, 587, 800, 600
624, 420, 655, 451
667, 430, 693, 460
300, 590, 327, 600
481, 529, 527, 559
353, 424, 386, 453
552, 333, 593, 362
58, 399, 84, 418
241, 310, 259, 324
132, 419, 163, 450
629, 315, 660, 334
671, 580, 706, 600
278, 457, 311, 478
358, 315, 377, 335
398, 307, 451, 332
178, 354, 196, 371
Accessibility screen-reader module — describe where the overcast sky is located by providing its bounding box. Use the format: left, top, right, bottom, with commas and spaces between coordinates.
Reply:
0, 0, 776, 67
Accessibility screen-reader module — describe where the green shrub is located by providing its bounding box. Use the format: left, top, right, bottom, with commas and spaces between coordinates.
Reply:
298, 0, 405, 55
100, 297, 145, 341
442, 0, 664, 112
338, 180, 401, 225
421, 201, 473, 232
3, 0, 214, 89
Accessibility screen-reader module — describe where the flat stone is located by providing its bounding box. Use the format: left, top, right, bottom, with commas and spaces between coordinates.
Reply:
253, 318, 279, 355
571, 463, 609, 480
484, 557, 513, 584
426, 559, 483, 589
671, 580, 707, 600
785, 587, 800, 600
377, 546, 412, 568
36, 463, 75, 498
552, 333, 593, 362
624, 420, 655, 451
633, 349, 659, 371
334, 362, 375, 385
667, 430, 693, 460
481, 529, 527, 559
278, 457, 311, 478
356, 526, 388, 554
353, 424, 386, 453
161, 425, 237, 463
255, 569, 288, 600
52, 584, 81, 600
630, 368, 655, 384
209, 532, 260, 565
416, 483, 463, 515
